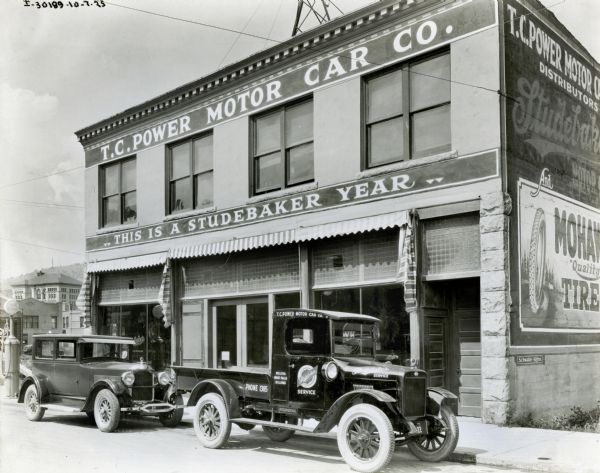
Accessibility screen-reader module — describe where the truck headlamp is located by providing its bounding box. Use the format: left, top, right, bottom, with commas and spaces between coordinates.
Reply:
121, 371, 135, 387
322, 361, 338, 381
158, 371, 172, 386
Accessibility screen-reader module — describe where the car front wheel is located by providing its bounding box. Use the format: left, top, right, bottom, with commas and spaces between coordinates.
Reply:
407, 406, 459, 462
94, 389, 121, 433
24, 384, 45, 421
337, 403, 395, 473
193, 393, 231, 448
159, 393, 184, 428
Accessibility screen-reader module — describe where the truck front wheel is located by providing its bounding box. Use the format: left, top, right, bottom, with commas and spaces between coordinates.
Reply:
337, 403, 395, 473
193, 393, 231, 448
407, 406, 459, 462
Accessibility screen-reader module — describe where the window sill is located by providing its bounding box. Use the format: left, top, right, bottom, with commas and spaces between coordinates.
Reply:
247, 182, 318, 204
356, 150, 458, 180
96, 222, 138, 235
163, 206, 216, 222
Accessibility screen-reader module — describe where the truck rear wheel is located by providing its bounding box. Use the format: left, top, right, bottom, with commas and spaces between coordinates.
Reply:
337, 403, 395, 473
193, 392, 231, 448
407, 406, 459, 462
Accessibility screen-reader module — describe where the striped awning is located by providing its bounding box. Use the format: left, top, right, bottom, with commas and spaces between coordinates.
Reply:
75, 270, 92, 327
157, 259, 172, 328
87, 252, 167, 272
296, 211, 409, 242
169, 211, 409, 259
397, 213, 417, 312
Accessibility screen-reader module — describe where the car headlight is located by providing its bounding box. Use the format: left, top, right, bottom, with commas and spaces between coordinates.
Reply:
121, 371, 135, 387
157, 371, 171, 386
322, 361, 338, 381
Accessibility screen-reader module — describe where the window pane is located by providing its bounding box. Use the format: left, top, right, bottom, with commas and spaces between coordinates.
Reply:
314, 288, 360, 313
255, 152, 281, 192
287, 142, 314, 185
246, 303, 269, 366
171, 178, 192, 212
274, 292, 301, 309
58, 341, 76, 359
286, 101, 313, 146
122, 191, 137, 223
255, 112, 281, 155
193, 135, 213, 173
103, 164, 119, 196
216, 305, 237, 367
368, 117, 404, 167
410, 54, 450, 111
367, 69, 403, 123
411, 104, 451, 157
171, 142, 190, 180
103, 195, 120, 226
121, 159, 136, 192
195, 172, 214, 208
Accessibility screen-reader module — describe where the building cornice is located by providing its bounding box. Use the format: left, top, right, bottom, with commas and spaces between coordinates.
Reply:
75, 0, 440, 145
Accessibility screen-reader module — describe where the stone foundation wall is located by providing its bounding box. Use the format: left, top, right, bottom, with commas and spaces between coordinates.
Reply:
480, 191, 512, 424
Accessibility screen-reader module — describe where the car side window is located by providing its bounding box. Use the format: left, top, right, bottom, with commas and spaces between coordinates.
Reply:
285, 318, 329, 355
57, 341, 76, 359
36, 340, 54, 359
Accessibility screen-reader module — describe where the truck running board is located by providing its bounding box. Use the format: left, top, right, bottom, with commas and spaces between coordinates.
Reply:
231, 418, 315, 433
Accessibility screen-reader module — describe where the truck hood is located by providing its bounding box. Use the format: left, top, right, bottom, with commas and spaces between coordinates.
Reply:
333, 357, 425, 380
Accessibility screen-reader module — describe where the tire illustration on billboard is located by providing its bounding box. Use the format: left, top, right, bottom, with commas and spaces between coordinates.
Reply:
528, 208, 547, 314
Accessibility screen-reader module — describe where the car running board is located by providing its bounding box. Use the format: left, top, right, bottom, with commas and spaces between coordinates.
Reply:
40, 404, 83, 413
230, 418, 314, 432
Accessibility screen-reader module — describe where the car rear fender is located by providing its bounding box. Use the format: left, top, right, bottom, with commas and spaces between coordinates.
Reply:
82, 379, 127, 412
186, 379, 241, 418
314, 389, 398, 433
18, 375, 49, 403
427, 387, 458, 416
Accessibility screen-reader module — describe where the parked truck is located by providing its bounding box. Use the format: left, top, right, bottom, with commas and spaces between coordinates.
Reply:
173, 309, 459, 473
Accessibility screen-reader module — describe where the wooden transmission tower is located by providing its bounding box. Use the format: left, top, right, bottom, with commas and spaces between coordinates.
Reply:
292, 0, 343, 36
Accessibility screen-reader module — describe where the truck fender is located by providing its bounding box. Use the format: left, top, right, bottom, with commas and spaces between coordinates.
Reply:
82, 379, 127, 412
186, 379, 241, 419
426, 387, 458, 416
314, 389, 397, 433
18, 375, 49, 403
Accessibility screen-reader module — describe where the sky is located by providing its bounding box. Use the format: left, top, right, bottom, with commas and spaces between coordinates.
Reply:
0, 0, 598, 281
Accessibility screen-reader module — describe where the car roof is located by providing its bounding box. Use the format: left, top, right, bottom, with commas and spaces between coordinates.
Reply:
274, 308, 379, 323
32, 333, 134, 344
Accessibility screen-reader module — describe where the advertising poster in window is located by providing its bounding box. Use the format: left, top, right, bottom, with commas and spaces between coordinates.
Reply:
504, 0, 600, 344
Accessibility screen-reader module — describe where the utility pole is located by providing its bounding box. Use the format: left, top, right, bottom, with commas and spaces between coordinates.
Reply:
292, 0, 343, 36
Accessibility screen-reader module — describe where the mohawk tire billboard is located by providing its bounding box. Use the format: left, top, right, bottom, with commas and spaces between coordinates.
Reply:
505, 0, 600, 345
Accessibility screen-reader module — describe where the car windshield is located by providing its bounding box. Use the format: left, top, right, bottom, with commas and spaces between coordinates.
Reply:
332, 320, 376, 357
81, 342, 130, 361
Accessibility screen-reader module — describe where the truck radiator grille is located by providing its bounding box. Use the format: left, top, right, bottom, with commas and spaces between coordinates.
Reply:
132, 371, 154, 401
402, 377, 426, 417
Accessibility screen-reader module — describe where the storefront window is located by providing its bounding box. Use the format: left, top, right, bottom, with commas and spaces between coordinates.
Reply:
216, 305, 237, 367
246, 302, 269, 366
314, 285, 410, 361
99, 304, 170, 369
274, 292, 301, 309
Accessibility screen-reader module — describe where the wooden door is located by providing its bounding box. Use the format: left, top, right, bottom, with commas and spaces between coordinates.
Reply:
423, 309, 448, 388
455, 308, 481, 417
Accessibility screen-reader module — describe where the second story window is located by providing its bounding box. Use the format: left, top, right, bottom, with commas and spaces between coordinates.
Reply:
365, 51, 450, 168
168, 133, 213, 214
252, 99, 314, 195
101, 157, 136, 227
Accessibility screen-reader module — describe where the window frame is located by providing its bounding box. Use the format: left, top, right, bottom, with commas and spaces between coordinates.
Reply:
363, 49, 450, 169
99, 156, 137, 228
166, 132, 214, 215
251, 97, 314, 196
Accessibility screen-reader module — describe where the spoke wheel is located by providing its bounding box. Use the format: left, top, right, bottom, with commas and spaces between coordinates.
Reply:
193, 393, 231, 448
337, 403, 394, 473
407, 406, 459, 462
24, 384, 45, 421
159, 393, 184, 428
93, 389, 121, 433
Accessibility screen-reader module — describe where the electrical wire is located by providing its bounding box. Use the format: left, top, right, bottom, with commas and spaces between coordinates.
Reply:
0, 199, 84, 210
218, 0, 265, 69
0, 237, 84, 256
0, 166, 84, 191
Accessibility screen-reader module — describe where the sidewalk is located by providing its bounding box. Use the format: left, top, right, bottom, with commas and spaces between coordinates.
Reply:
451, 416, 600, 473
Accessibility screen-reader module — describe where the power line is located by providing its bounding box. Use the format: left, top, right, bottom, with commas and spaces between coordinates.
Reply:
0, 237, 84, 256
0, 166, 84, 191
218, 0, 264, 69
0, 199, 84, 210
106, 1, 282, 43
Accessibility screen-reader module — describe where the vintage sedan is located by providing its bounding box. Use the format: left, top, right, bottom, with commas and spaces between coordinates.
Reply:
18, 334, 183, 432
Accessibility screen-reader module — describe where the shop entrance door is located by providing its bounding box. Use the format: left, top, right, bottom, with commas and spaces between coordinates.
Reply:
422, 308, 449, 388
455, 308, 481, 417
212, 298, 269, 369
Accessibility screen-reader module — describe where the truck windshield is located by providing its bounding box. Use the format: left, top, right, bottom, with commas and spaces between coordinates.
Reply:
332, 321, 375, 357
81, 343, 130, 361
